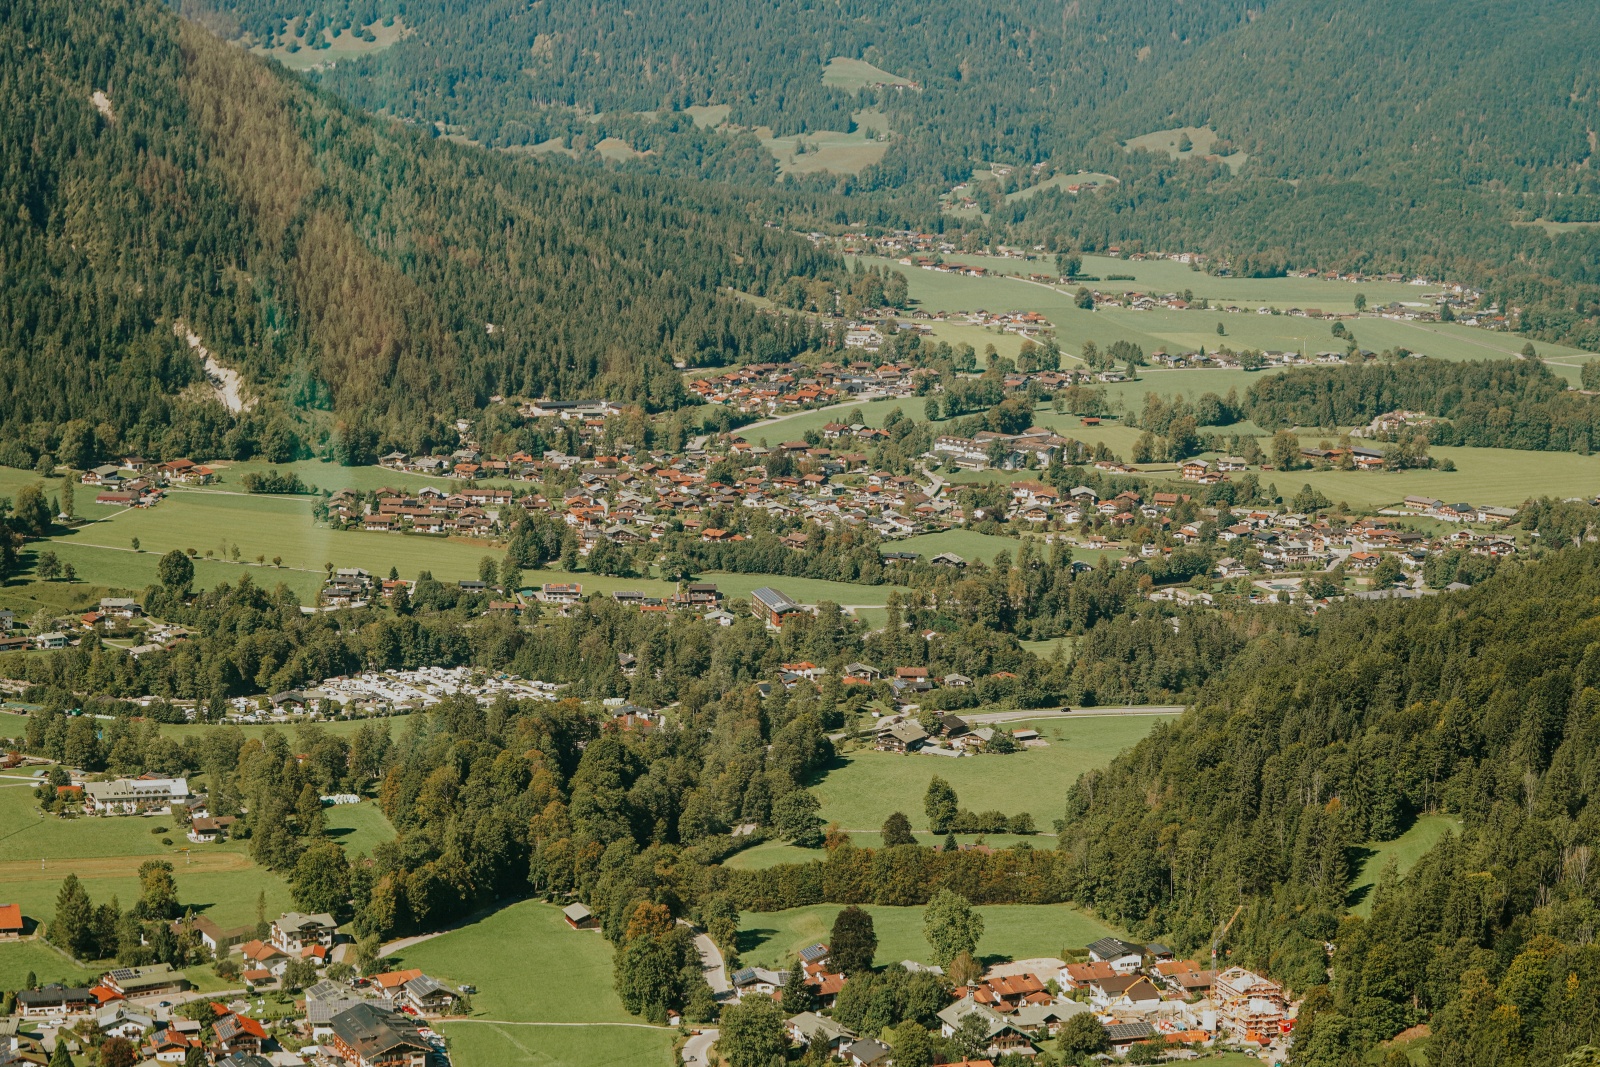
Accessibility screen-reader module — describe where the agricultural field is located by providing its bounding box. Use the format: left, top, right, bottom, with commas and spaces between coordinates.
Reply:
1347, 815, 1461, 916
391, 901, 669, 1042
810, 713, 1178, 833
1004, 172, 1121, 203
736, 901, 1123, 969
864, 253, 1593, 363
440, 1023, 675, 1067
886, 529, 1024, 564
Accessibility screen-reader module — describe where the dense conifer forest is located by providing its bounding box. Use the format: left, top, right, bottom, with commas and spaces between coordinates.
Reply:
0, 0, 839, 458
181, 0, 1600, 348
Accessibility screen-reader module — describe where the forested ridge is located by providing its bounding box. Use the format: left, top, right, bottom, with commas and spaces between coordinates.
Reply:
0, 0, 838, 460
1060, 541, 1600, 1065
177, 0, 1600, 349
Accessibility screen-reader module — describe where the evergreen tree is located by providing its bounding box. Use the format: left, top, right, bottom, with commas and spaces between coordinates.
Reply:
924, 777, 959, 833
52, 874, 93, 959
780, 957, 816, 1014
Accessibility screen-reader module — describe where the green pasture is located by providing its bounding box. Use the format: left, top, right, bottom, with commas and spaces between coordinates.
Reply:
391, 901, 639, 1024
887, 529, 1024, 564
811, 713, 1176, 832
1123, 125, 1248, 172
0, 937, 96, 990
1347, 814, 1461, 916
736, 902, 1123, 969
867, 255, 1590, 364
761, 109, 889, 176
1127, 445, 1600, 511
1004, 173, 1120, 204
324, 801, 397, 857
0, 712, 411, 746
440, 1021, 676, 1067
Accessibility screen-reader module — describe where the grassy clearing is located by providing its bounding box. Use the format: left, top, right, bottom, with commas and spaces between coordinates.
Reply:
0, 937, 95, 989
812, 714, 1176, 832
324, 800, 397, 857
251, 17, 409, 71
736, 902, 1123, 969
391, 901, 637, 1024
0, 712, 410, 745
1123, 125, 1248, 172
1347, 815, 1461, 916
762, 112, 890, 176
723, 831, 1047, 870
440, 1021, 676, 1067
1005, 173, 1120, 203
682, 104, 731, 128
821, 57, 913, 90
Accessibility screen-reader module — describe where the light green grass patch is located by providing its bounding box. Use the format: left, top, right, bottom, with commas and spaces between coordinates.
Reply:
887, 530, 1024, 565
821, 57, 914, 90
737, 902, 1123, 969
1123, 125, 1248, 172
1005, 172, 1120, 203
324, 801, 396, 857
763, 111, 890, 176
0, 938, 96, 989
391, 901, 637, 1024
682, 104, 731, 128
1347, 815, 1461, 916
440, 1021, 676, 1067
812, 714, 1175, 832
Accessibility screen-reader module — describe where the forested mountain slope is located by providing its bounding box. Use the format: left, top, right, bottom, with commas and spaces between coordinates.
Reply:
0, 0, 834, 461
181, 0, 1600, 347
1061, 538, 1600, 1065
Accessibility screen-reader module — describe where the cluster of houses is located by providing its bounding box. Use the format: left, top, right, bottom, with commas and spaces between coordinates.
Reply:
338, 434, 980, 550
80, 457, 216, 507
728, 937, 1295, 1064
5, 936, 459, 1067
688, 360, 934, 413
869, 709, 1032, 755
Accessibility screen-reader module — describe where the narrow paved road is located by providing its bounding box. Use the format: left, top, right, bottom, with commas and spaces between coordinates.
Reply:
683, 1028, 719, 1067
682, 921, 728, 994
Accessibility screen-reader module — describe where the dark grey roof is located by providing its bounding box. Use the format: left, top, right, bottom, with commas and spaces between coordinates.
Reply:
798, 943, 830, 963
1087, 936, 1144, 959
1104, 1021, 1155, 1042
751, 587, 800, 613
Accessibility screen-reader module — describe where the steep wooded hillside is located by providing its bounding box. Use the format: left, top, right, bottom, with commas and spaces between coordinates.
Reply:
1061, 538, 1600, 1065
0, 0, 835, 462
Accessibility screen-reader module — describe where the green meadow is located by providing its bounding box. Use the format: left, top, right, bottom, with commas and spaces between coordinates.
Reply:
811, 713, 1178, 833
736, 901, 1123, 969
1347, 815, 1462, 917
439, 1023, 675, 1067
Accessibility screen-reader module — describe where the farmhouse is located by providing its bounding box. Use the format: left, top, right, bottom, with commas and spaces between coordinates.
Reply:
17, 984, 96, 1018
270, 912, 337, 954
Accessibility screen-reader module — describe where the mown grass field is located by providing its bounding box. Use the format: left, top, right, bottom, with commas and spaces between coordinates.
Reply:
251, 16, 408, 71
0, 936, 95, 990
1347, 814, 1461, 916
887, 529, 1024, 564
440, 1022, 676, 1067
391, 901, 640, 1024
811, 713, 1177, 832
761, 109, 890, 176
736, 902, 1123, 969
0, 711, 409, 746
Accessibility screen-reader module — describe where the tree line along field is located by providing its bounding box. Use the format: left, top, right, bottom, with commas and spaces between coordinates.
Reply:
387, 901, 677, 1066
0, 774, 393, 958
735, 901, 1124, 970
811, 713, 1179, 833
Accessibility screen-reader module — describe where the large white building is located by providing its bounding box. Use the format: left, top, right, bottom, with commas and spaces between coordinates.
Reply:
83, 777, 190, 815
